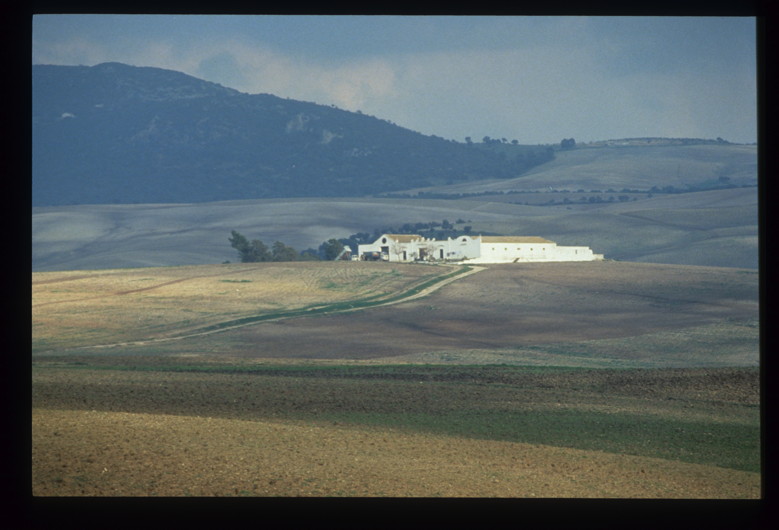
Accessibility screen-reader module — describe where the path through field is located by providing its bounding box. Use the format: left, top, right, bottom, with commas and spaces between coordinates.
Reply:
40, 264, 483, 351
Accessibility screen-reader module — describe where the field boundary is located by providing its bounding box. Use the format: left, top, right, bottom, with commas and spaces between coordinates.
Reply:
62, 264, 484, 352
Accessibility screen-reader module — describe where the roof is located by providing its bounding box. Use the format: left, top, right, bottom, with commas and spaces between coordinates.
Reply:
382, 234, 423, 243
480, 236, 554, 244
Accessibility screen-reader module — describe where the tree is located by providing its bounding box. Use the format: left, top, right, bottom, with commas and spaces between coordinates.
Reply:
229, 230, 271, 262
319, 239, 345, 260
228, 230, 252, 261
250, 239, 272, 262
272, 241, 299, 262
299, 248, 320, 261
560, 138, 576, 150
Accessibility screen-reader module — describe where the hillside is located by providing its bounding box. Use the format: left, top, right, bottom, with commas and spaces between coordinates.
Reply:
32, 185, 758, 271
32, 63, 551, 206
33, 261, 758, 366
396, 142, 757, 196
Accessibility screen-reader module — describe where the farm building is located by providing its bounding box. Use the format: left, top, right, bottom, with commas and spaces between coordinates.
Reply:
358, 234, 603, 264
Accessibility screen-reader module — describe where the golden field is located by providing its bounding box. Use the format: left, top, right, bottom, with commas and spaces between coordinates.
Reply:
32, 261, 439, 351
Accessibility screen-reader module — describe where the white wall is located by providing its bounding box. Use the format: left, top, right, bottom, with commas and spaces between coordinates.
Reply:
478, 242, 555, 263
359, 234, 602, 263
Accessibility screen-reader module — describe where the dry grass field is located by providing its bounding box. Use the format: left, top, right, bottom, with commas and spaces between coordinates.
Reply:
32, 261, 439, 351
31, 260, 761, 498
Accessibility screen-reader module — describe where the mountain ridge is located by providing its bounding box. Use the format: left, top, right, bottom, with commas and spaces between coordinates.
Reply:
33, 62, 553, 206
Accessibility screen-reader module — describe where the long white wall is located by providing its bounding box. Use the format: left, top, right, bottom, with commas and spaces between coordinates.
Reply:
468, 243, 601, 263
358, 234, 602, 263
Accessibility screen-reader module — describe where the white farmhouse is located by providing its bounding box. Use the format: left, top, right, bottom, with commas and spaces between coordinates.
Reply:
358, 234, 603, 264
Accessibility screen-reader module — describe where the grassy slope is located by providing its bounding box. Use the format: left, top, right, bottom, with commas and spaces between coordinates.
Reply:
405, 144, 758, 194
33, 261, 759, 368
32, 261, 443, 352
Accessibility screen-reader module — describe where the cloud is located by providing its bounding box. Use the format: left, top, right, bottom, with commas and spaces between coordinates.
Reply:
189, 41, 400, 112
32, 20, 756, 144
32, 36, 110, 66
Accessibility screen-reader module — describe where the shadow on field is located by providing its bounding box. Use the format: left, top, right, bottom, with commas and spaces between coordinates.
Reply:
193, 262, 759, 365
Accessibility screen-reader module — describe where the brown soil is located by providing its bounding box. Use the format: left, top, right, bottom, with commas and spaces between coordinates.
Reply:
32, 409, 759, 498
31, 261, 760, 498
179, 261, 759, 363
32, 365, 759, 498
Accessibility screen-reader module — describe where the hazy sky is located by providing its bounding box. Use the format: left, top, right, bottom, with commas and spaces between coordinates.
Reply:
32, 15, 757, 144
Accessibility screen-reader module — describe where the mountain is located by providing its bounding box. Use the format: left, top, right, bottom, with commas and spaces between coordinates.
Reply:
32, 62, 553, 206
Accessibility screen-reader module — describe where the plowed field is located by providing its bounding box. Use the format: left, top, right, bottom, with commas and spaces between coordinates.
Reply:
31, 261, 760, 498
32, 408, 758, 498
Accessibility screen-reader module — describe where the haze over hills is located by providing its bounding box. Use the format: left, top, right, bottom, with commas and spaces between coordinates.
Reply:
33, 62, 552, 206
32, 62, 758, 272
33, 186, 757, 271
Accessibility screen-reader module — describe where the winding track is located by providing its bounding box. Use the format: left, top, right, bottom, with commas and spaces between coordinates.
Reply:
72, 264, 485, 351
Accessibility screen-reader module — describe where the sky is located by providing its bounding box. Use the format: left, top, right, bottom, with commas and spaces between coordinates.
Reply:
32, 15, 758, 145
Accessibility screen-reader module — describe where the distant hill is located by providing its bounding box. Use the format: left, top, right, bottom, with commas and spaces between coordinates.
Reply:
32, 62, 553, 206
32, 186, 758, 271
397, 142, 757, 196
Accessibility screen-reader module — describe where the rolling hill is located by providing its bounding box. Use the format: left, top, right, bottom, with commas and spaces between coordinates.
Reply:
395, 142, 757, 196
32, 62, 551, 206
31, 63, 758, 272
32, 186, 757, 271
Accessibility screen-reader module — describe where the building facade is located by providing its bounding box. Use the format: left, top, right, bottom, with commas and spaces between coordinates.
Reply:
358, 234, 603, 264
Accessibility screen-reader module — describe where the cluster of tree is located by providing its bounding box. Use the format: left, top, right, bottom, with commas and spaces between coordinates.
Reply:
378, 190, 514, 199
589, 137, 736, 148
472, 142, 556, 172
560, 138, 576, 150
228, 231, 306, 262
338, 219, 497, 253
647, 179, 752, 195
471, 136, 521, 145
228, 231, 348, 262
